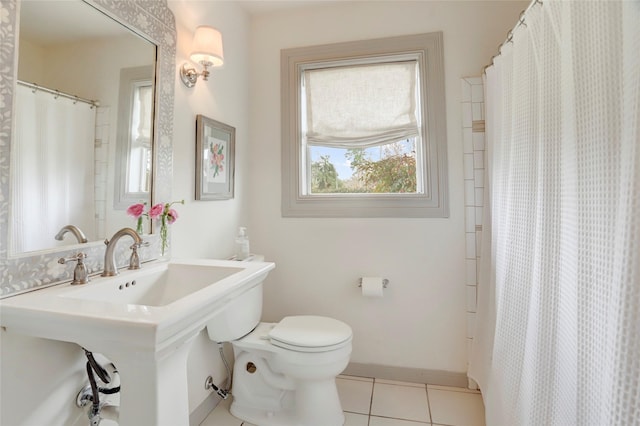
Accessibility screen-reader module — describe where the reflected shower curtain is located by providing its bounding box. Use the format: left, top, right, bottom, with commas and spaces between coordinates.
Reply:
469, 1, 640, 425
11, 85, 96, 253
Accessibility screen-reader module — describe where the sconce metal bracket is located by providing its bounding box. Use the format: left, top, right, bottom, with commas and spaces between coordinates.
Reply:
180, 63, 198, 88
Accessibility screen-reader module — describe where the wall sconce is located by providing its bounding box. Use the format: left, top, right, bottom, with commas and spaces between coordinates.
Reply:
180, 25, 224, 88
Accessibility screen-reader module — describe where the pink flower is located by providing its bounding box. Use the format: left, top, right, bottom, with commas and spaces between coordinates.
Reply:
213, 153, 224, 167
127, 203, 145, 218
167, 208, 179, 224
148, 203, 164, 220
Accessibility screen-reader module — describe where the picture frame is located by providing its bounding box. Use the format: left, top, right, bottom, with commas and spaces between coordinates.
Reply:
195, 115, 235, 200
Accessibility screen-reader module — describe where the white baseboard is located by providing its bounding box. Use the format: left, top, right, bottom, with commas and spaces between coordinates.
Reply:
190, 393, 223, 426
342, 362, 468, 388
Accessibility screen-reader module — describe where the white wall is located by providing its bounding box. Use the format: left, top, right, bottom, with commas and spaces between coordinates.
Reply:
168, 0, 251, 415
169, 0, 250, 260
247, 1, 524, 376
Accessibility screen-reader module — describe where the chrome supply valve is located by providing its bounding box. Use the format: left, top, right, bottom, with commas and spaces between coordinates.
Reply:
128, 241, 149, 270
88, 409, 102, 426
58, 253, 90, 285
77, 386, 104, 425
205, 375, 229, 399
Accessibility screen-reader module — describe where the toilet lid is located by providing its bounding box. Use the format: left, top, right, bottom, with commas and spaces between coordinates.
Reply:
269, 316, 352, 349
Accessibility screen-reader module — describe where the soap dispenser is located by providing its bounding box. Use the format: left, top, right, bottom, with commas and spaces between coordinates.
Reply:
235, 227, 250, 260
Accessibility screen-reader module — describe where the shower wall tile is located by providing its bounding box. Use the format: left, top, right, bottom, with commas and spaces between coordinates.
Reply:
462, 102, 473, 127
95, 106, 110, 126
472, 120, 485, 133
465, 259, 477, 285
464, 154, 474, 180
461, 79, 472, 102
463, 128, 473, 153
471, 84, 484, 102
465, 233, 476, 259
474, 188, 484, 207
473, 170, 484, 188
472, 102, 484, 121
94, 106, 110, 238
473, 151, 484, 169
466, 285, 477, 313
461, 77, 485, 377
465, 181, 476, 206
472, 132, 485, 151
465, 207, 476, 233
467, 338, 474, 361
466, 312, 476, 339
475, 207, 483, 226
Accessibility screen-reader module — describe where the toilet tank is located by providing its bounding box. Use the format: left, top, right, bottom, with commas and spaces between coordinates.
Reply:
205, 279, 263, 342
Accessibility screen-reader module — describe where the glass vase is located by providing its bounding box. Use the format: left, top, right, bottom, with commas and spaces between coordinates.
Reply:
160, 216, 168, 257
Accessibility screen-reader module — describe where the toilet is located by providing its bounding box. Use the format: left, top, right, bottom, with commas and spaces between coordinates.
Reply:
229, 315, 353, 426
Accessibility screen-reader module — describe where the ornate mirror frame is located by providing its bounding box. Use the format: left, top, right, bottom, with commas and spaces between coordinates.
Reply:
0, 0, 175, 297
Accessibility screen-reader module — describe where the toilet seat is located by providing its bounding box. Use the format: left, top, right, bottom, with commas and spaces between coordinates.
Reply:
268, 315, 352, 353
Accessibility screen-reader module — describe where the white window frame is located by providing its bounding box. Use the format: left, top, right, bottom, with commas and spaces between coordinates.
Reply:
281, 32, 449, 218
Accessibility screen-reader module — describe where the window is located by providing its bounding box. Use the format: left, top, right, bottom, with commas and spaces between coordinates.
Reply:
281, 33, 449, 218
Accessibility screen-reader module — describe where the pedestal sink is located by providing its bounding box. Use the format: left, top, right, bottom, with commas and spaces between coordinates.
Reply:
0, 258, 275, 426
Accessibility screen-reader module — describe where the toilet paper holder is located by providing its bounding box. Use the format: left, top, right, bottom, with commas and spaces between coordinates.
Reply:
358, 278, 389, 288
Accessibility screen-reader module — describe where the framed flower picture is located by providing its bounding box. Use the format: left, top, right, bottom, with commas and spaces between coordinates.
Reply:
195, 115, 236, 200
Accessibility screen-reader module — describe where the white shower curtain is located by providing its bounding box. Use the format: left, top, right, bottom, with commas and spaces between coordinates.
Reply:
11, 85, 96, 253
469, 1, 640, 425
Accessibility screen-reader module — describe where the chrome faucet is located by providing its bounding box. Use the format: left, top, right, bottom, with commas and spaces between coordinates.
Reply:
55, 225, 88, 243
102, 228, 143, 277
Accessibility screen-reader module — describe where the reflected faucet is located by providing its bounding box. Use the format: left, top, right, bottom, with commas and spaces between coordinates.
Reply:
55, 225, 88, 244
102, 228, 143, 277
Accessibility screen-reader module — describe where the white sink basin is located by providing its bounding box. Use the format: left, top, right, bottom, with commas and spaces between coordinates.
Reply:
61, 262, 244, 307
0, 259, 273, 349
0, 258, 275, 426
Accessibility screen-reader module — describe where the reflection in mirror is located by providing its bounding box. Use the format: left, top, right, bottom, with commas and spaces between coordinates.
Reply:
10, 83, 97, 253
114, 66, 154, 210
1, 0, 175, 297
11, 0, 155, 255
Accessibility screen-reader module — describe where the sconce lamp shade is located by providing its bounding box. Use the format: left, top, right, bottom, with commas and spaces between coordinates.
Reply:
180, 25, 224, 88
190, 26, 224, 67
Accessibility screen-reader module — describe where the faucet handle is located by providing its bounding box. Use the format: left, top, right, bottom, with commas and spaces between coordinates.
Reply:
59, 252, 87, 263
128, 241, 149, 270
131, 241, 150, 249
58, 253, 90, 285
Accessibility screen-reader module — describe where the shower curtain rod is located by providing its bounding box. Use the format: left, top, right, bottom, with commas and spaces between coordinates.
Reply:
482, 0, 543, 74
17, 80, 99, 108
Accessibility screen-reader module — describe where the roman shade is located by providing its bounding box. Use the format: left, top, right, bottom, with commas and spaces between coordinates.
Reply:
304, 61, 419, 148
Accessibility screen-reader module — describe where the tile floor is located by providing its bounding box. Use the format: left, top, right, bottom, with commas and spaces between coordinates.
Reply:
200, 375, 485, 426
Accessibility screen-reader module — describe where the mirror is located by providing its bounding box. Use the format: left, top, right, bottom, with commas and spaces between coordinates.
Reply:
12, 0, 155, 254
0, 0, 176, 297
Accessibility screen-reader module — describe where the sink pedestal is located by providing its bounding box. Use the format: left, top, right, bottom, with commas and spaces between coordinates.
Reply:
106, 335, 197, 426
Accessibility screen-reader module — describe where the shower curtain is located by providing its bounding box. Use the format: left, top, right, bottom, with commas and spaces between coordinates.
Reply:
469, 1, 639, 425
11, 85, 96, 253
